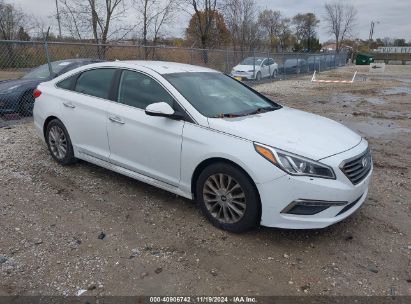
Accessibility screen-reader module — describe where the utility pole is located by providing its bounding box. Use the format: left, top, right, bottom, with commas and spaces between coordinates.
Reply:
55, 0, 62, 39
368, 20, 379, 50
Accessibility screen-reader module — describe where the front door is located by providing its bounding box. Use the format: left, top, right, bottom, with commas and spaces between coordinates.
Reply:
107, 70, 184, 186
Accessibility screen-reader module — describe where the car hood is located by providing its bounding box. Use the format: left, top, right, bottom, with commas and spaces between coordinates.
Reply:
233, 65, 259, 71
0, 78, 42, 92
207, 107, 362, 160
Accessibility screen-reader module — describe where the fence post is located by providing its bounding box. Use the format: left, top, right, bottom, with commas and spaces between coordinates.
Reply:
268, 50, 271, 79
253, 49, 256, 81
225, 48, 229, 74
43, 27, 53, 76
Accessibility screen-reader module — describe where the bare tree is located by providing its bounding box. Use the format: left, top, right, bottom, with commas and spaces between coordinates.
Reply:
223, 0, 259, 55
0, 0, 26, 40
59, 0, 132, 57
258, 9, 281, 51
324, 2, 357, 52
277, 17, 291, 52
293, 13, 319, 51
185, 0, 218, 62
0, 1, 30, 67
134, 0, 178, 58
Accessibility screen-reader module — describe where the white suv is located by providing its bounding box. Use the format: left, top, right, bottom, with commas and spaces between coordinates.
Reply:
33, 61, 372, 232
231, 57, 278, 81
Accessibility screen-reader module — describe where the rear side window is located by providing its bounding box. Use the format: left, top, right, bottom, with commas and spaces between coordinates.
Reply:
75, 68, 116, 99
56, 75, 76, 90
117, 70, 174, 109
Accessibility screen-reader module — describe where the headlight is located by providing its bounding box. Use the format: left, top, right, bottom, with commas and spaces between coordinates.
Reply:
254, 143, 335, 179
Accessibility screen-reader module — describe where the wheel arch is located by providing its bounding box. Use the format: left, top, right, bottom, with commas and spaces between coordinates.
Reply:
43, 115, 60, 139
16, 89, 34, 109
191, 157, 261, 203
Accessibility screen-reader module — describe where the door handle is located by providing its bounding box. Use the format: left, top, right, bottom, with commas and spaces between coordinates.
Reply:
109, 116, 125, 125
63, 102, 75, 109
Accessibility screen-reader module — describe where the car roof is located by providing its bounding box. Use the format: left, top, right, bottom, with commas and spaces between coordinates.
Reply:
243, 57, 271, 60
89, 60, 218, 75
53, 58, 102, 64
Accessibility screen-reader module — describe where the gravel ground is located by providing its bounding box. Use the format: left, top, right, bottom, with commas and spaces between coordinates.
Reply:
0, 65, 410, 296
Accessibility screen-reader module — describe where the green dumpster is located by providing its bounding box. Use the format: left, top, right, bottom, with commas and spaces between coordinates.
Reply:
356, 53, 374, 65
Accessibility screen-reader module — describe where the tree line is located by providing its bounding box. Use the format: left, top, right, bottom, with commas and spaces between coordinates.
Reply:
3, 0, 405, 57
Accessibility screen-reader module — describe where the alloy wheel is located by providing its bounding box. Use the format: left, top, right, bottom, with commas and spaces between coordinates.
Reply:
48, 125, 68, 160
202, 173, 247, 224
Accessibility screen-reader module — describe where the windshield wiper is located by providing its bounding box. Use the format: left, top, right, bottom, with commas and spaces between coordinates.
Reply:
213, 113, 244, 118
213, 106, 279, 118
238, 106, 278, 116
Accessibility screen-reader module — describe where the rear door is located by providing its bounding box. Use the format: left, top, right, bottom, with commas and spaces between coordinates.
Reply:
268, 58, 275, 76
260, 59, 270, 78
57, 68, 117, 161
106, 69, 184, 186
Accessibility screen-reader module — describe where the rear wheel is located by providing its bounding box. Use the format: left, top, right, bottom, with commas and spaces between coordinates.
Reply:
195, 162, 260, 233
45, 119, 76, 165
18, 91, 34, 116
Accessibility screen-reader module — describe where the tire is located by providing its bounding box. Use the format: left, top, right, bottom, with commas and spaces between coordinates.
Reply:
45, 119, 76, 165
255, 72, 261, 81
18, 91, 34, 117
195, 162, 260, 233
272, 69, 278, 79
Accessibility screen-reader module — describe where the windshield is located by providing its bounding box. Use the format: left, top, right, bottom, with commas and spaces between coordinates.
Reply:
164, 72, 281, 118
22, 61, 73, 79
240, 57, 264, 66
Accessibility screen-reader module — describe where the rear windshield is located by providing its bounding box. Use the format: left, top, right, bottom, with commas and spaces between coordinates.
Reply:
22, 61, 74, 79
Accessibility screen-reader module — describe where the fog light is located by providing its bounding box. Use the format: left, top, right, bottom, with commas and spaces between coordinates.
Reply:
281, 199, 348, 215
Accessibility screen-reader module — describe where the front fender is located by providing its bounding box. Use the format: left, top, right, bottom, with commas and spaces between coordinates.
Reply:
180, 123, 286, 196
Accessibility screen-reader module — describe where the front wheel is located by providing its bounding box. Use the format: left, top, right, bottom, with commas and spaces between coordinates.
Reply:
255, 72, 262, 81
272, 69, 278, 79
195, 163, 260, 233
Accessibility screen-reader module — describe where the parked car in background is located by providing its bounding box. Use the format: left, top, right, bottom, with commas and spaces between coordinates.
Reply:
307, 55, 326, 71
0, 59, 102, 116
325, 54, 336, 69
34, 61, 372, 233
280, 58, 308, 74
231, 57, 278, 81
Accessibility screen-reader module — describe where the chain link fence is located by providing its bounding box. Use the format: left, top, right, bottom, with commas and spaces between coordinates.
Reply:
0, 39, 348, 124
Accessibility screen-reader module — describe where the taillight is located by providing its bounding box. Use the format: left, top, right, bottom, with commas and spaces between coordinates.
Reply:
33, 89, 42, 99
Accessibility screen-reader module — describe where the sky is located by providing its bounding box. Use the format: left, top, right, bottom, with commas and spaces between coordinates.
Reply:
12, 0, 411, 42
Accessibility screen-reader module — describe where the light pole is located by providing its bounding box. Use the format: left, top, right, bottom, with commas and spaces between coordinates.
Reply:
55, 0, 62, 39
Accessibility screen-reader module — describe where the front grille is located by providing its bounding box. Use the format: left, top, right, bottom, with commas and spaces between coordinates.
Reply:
340, 149, 372, 185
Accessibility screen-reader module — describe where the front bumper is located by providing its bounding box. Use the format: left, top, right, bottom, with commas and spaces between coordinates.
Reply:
231, 72, 255, 80
257, 140, 372, 229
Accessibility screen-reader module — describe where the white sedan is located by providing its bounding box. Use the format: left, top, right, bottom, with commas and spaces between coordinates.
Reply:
33, 61, 372, 232
231, 57, 278, 81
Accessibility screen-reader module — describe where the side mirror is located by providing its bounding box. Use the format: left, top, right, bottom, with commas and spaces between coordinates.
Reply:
145, 102, 184, 120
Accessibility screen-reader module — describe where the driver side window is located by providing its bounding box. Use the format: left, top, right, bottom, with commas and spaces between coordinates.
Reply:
117, 70, 174, 110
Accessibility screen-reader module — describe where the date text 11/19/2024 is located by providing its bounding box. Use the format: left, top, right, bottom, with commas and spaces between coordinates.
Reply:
149, 296, 258, 303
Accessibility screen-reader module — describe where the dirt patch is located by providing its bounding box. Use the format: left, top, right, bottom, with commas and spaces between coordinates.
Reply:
1, 65, 410, 296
